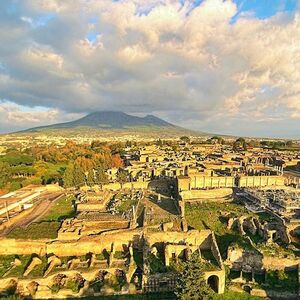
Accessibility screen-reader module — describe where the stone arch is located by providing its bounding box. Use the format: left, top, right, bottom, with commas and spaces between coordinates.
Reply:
207, 275, 219, 293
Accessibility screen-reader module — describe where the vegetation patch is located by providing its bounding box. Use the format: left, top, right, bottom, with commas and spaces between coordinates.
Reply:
185, 202, 257, 258
148, 253, 169, 274
185, 202, 248, 235
213, 291, 263, 300
7, 221, 61, 240
41, 196, 76, 221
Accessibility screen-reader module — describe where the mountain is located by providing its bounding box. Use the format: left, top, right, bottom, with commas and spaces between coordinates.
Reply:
17, 111, 204, 138
23, 111, 175, 130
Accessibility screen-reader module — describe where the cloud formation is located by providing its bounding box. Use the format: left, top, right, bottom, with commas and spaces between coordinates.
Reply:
0, 0, 300, 137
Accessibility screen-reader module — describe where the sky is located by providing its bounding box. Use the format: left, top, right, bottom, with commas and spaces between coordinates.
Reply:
0, 0, 300, 138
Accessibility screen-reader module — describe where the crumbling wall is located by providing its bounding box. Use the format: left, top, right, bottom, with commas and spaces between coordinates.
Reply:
180, 188, 233, 201
239, 176, 285, 187
0, 239, 46, 256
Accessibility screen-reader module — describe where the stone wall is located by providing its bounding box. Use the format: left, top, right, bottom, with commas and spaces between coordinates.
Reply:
262, 256, 300, 270
0, 239, 46, 256
189, 176, 235, 189
238, 176, 285, 187
102, 182, 149, 191
180, 188, 233, 201
0, 229, 143, 257
178, 175, 286, 192
145, 230, 213, 249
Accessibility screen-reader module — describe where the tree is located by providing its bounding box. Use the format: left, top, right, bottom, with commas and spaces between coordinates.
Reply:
156, 139, 163, 146
73, 161, 86, 187
111, 154, 123, 168
180, 136, 190, 144
117, 169, 129, 185
175, 252, 214, 300
0, 162, 10, 188
236, 137, 245, 143
233, 141, 239, 152
63, 163, 75, 188
210, 136, 224, 144
95, 168, 108, 184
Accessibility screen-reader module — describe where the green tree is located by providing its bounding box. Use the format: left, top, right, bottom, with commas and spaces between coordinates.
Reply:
233, 141, 239, 152
63, 163, 75, 188
180, 136, 190, 144
211, 136, 224, 144
236, 137, 245, 143
117, 169, 129, 185
0, 162, 10, 188
95, 168, 108, 184
73, 162, 86, 187
175, 252, 214, 300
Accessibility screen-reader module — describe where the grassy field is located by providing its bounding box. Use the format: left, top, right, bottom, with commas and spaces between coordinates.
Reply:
185, 202, 257, 258
117, 197, 138, 214
213, 291, 263, 300
41, 195, 75, 221
0, 255, 31, 278
185, 202, 248, 235
7, 196, 75, 240
7, 222, 61, 240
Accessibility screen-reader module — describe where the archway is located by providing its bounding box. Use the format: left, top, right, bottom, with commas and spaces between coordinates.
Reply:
207, 275, 219, 293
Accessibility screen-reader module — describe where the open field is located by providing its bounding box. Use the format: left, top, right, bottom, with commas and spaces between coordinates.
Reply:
6, 196, 75, 240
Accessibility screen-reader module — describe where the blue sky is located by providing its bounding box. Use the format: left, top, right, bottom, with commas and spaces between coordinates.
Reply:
234, 0, 298, 18
0, 0, 299, 138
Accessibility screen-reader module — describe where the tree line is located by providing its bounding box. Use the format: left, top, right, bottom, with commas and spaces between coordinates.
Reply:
0, 141, 124, 191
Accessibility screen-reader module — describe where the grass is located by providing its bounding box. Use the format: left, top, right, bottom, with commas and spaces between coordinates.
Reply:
117, 194, 138, 214
27, 256, 48, 278
264, 269, 299, 292
255, 212, 275, 223
114, 251, 124, 259
69, 293, 177, 299
257, 243, 295, 257
185, 202, 258, 258
96, 252, 107, 261
213, 291, 263, 300
0, 255, 32, 278
41, 196, 76, 221
0, 255, 17, 277
185, 202, 248, 235
7, 221, 61, 240
7, 196, 75, 240
118, 198, 138, 213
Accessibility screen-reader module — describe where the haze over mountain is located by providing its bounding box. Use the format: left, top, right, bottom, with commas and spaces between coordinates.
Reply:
19, 111, 202, 137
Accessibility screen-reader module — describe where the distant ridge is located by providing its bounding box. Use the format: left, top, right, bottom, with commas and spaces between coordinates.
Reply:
22, 111, 175, 131
16, 111, 205, 137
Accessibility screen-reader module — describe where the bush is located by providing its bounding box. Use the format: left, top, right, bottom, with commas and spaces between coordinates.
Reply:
50, 274, 66, 294
66, 273, 85, 293
90, 270, 107, 292
148, 253, 169, 274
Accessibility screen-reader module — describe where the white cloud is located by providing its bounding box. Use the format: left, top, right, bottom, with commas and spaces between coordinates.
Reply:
0, 0, 299, 136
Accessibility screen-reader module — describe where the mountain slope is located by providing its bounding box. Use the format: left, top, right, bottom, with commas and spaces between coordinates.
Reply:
23, 111, 175, 131
16, 111, 206, 138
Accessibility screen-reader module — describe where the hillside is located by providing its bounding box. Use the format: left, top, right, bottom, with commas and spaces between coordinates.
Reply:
17, 111, 204, 138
